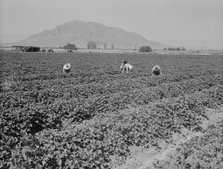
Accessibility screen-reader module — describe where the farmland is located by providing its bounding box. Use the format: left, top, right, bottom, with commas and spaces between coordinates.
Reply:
0, 50, 223, 169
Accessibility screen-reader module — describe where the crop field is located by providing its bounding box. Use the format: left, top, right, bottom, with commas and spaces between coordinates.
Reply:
0, 50, 223, 169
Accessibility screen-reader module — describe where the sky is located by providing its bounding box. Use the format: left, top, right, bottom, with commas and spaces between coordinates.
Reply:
0, 0, 223, 49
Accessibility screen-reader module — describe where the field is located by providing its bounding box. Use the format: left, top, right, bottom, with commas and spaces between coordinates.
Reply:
0, 50, 223, 169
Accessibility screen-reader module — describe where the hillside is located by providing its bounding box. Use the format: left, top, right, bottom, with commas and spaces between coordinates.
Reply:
8, 20, 165, 49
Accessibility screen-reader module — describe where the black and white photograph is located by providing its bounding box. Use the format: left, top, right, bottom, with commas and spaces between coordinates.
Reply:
0, 0, 223, 168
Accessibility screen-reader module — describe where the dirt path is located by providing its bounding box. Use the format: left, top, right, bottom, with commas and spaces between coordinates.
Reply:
114, 107, 223, 169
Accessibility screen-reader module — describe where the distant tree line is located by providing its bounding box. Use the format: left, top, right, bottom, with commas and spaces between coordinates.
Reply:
164, 47, 186, 51
87, 41, 115, 50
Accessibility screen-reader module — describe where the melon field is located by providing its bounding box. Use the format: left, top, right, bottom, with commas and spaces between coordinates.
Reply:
0, 50, 223, 169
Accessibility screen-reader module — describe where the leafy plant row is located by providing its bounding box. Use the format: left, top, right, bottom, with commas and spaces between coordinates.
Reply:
5, 69, 217, 93
1, 73, 222, 113
152, 119, 223, 169
1, 75, 222, 145
1, 85, 222, 169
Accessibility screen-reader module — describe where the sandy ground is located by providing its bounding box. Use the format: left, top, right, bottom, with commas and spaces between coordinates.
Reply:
113, 107, 223, 169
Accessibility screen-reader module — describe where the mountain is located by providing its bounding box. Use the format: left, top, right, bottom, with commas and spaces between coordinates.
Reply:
7, 20, 165, 49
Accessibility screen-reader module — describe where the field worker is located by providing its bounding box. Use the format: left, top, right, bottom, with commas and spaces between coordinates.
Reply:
152, 65, 162, 76
120, 60, 133, 73
63, 63, 71, 73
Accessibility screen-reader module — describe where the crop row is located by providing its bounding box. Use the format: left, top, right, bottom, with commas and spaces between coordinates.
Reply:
152, 119, 223, 169
1, 75, 222, 125
1, 85, 222, 169
1, 73, 222, 112
1, 74, 222, 137
4, 69, 217, 93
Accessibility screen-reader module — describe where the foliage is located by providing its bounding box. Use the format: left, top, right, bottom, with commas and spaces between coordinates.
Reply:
104, 43, 108, 49
139, 46, 152, 52
87, 41, 97, 49
167, 47, 186, 51
63, 43, 78, 50
0, 50, 222, 168
153, 120, 223, 169
111, 43, 115, 50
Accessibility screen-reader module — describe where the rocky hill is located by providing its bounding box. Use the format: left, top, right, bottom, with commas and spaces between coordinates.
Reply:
8, 20, 165, 49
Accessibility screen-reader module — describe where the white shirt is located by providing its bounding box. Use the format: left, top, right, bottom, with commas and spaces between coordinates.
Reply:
120, 63, 133, 71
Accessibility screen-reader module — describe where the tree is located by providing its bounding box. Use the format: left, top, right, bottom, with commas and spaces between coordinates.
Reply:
87, 41, 97, 49
104, 43, 107, 50
176, 47, 181, 51
111, 43, 114, 50
63, 43, 77, 50
139, 46, 152, 52
181, 47, 186, 51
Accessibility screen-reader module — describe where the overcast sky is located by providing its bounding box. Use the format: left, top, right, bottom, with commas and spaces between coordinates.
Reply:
0, 0, 222, 49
